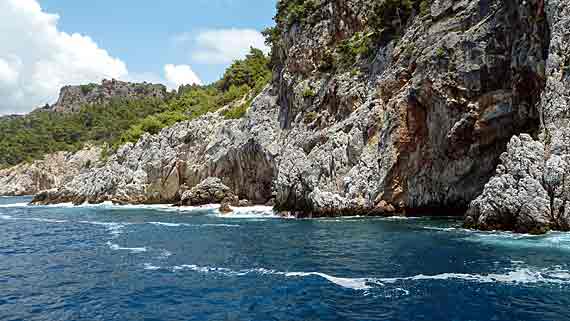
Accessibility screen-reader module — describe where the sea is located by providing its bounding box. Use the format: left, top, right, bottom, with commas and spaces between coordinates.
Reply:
1, 196, 569, 321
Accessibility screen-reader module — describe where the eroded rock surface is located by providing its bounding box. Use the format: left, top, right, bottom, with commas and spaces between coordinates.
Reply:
180, 177, 238, 206
466, 0, 570, 233
271, 0, 548, 215
32, 89, 279, 205
0, 146, 101, 196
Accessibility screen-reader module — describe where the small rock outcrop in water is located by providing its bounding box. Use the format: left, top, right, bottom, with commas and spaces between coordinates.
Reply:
180, 177, 238, 206
51, 79, 168, 113
26, 0, 570, 235
0, 146, 101, 196
466, 0, 570, 233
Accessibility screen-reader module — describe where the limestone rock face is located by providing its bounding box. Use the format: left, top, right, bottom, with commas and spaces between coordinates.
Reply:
0, 146, 101, 196
32, 89, 280, 205
31, 0, 565, 231
180, 177, 237, 206
51, 79, 168, 113
271, 0, 549, 215
466, 0, 570, 233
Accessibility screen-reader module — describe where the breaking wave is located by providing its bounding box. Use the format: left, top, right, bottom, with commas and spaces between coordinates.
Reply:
46, 202, 220, 212
0, 203, 30, 208
214, 206, 278, 218
0, 200, 220, 212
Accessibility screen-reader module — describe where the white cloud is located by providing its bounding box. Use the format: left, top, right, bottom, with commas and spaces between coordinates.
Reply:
0, 58, 19, 86
164, 64, 203, 88
0, 0, 128, 114
188, 28, 269, 64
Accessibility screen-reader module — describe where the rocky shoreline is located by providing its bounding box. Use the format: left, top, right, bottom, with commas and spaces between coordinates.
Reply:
0, 146, 101, 197
2, 0, 570, 234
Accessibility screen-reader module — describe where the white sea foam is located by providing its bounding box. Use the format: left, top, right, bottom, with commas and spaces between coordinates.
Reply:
423, 226, 570, 250
144, 262, 570, 293
316, 216, 423, 223
382, 216, 423, 220
422, 226, 468, 232
80, 221, 128, 237
12, 201, 219, 213
159, 265, 383, 290
148, 222, 240, 228
26, 217, 68, 223
378, 267, 570, 285
214, 206, 278, 218
149, 222, 186, 227
468, 232, 570, 250
0, 214, 67, 223
158, 250, 172, 259
106, 241, 147, 253
143, 263, 162, 271
0, 202, 29, 208
45, 203, 76, 208
284, 272, 378, 290
97, 203, 220, 212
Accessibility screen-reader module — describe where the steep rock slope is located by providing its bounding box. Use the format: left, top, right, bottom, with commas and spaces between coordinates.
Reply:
33, 90, 279, 205
271, 0, 548, 215
0, 146, 101, 196
34, 0, 551, 218
466, 0, 570, 233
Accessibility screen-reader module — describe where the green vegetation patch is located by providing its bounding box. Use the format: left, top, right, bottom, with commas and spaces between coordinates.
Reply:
0, 98, 165, 166
276, 0, 319, 27
80, 83, 98, 94
0, 48, 272, 167
119, 48, 271, 145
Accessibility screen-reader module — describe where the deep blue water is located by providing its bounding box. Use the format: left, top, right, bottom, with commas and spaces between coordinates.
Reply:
1, 196, 570, 321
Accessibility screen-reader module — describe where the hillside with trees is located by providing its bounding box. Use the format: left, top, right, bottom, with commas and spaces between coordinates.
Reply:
0, 48, 271, 168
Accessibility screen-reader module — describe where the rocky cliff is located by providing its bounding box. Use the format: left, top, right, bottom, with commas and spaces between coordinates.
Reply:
270, 0, 547, 216
50, 79, 168, 112
465, 0, 570, 234
32, 90, 279, 205
28, 0, 568, 231
0, 146, 101, 196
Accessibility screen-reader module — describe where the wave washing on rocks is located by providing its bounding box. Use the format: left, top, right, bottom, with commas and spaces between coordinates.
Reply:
1, 0, 569, 234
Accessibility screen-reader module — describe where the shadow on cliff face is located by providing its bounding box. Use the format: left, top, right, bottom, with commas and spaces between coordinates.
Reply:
201, 139, 276, 204
269, 0, 549, 217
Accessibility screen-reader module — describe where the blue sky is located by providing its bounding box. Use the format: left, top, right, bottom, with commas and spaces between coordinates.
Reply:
0, 0, 277, 114
39, 0, 277, 84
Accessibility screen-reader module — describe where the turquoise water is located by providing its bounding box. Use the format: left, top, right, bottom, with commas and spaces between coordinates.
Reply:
1, 196, 570, 321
